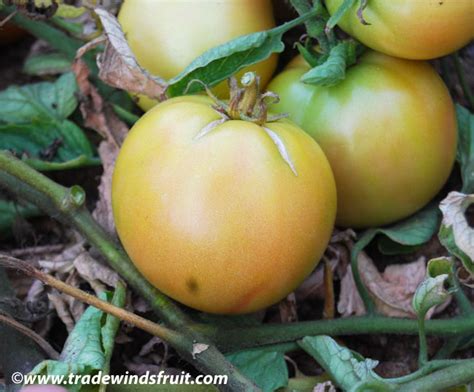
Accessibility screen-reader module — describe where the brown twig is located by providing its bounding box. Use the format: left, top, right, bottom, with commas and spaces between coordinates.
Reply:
0, 254, 185, 347
5, 244, 66, 258
0, 10, 17, 27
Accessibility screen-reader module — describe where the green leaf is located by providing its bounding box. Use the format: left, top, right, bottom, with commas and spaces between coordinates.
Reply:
326, 0, 358, 29
0, 120, 99, 171
439, 192, 474, 275
100, 285, 126, 392
427, 257, 454, 280
456, 104, 474, 193
281, 376, 331, 392
298, 336, 389, 391
412, 274, 450, 318
290, 0, 328, 39
376, 205, 441, 255
226, 350, 288, 392
23, 53, 72, 76
166, 9, 318, 97
295, 42, 320, 68
351, 204, 440, 266
0, 73, 99, 170
0, 199, 41, 239
0, 72, 78, 123
300, 41, 357, 86
29, 286, 126, 392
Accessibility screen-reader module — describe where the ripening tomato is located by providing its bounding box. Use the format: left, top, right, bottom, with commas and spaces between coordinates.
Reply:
268, 51, 457, 228
118, 0, 278, 111
112, 94, 337, 314
325, 0, 473, 60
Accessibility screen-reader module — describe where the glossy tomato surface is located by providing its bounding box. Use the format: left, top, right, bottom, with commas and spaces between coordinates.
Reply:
268, 51, 457, 228
112, 96, 337, 314
118, 0, 278, 111
325, 0, 473, 60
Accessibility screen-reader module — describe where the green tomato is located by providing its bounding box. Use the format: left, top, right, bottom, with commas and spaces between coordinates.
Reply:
325, 0, 473, 60
268, 51, 457, 228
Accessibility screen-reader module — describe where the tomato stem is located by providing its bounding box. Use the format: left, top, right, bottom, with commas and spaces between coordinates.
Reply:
207, 71, 287, 126
0, 151, 259, 392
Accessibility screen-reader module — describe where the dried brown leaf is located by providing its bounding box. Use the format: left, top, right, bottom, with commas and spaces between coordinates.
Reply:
279, 292, 298, 323
93, 140, 119, 235
72, 58, 128, 146
338, 264, 366, 317
73, 251, 120, 294
93, 8, 167, 101
139, 337, 165, 357
323, 260, 335, 319
296, 229, 353, 302
72, 53, 129, 235
6, 244, 66, 260
47, 291, 75, 332
338, 254, 451, 318
64, 271, 85, 322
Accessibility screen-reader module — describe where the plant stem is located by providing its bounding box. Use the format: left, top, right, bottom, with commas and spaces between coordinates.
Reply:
290, 0, 320, 37
3, 6, 82, 60
417, 316, 428, 366
112, 104, 140, 125
386, 360, 463, 384
0, 151, 257, 392
452, 269, 473, 316
0, 254, 184, 347
398, 360, 474, 391
453, 52, 474, 111
207, 316, 474, 352
351, 232, 377, 314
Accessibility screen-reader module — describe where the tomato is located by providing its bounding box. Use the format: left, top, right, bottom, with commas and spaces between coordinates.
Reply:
0, 22, 26, 45
112, 94, 336, 314
118, 0, 278, 111
268, 51, 457, 228
325, 0, 473, 60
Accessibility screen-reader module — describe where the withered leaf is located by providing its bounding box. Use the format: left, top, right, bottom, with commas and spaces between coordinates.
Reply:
93, 8, 167, 101
73, 251, 120, 294
337, 254, 450, 318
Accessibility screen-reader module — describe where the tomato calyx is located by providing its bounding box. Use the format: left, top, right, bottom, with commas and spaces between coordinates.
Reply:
225, 72, 287, 126
189, 73, 298, 176
189, 72, 288, 126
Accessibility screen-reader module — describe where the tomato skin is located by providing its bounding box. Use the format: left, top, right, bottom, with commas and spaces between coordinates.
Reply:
118, 0, 278, 111
112, 96, 337, 314
268, 51, 457, 228
325, 0, 473, 60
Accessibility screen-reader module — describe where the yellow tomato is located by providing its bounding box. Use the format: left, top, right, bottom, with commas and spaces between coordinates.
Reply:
118, 0, 278, 111
325, 0, 473, 60
268, 51, 457, 228
112, 96, 337, 314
